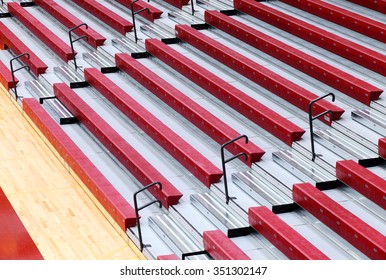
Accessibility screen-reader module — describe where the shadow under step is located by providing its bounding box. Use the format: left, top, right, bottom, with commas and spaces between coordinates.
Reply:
190, 192, 252, 238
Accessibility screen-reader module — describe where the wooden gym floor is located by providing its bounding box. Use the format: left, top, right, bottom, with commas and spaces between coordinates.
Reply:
0, 84, 144, 260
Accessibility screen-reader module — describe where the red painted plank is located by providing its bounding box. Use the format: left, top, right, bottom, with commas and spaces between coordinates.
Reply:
22, 98, 137, 230
249, 206, 329, 260
379, 138, 386, 158
234, 0, 386, 77
115, 53, 265, 165
72, 0, 133, 35
115, 0, 163, 22
204, 10, 383, 106
203, 230, 251, 260
281, 0, 386, 43
0, 22, 48, 76
163, 0, 189, 9
347, 0, 386, 14
34, 0, 106, 48
145, 38, 305, 146
157, 254, 179, 260
336, 160, 386, 210
176, 24, 345, 123
293, 182, 386, 259
0, 60, 19, 91
8, 3, 74, 62
84, 68, 223, 187
0, 188, 44, 260
53, 83, 183, 208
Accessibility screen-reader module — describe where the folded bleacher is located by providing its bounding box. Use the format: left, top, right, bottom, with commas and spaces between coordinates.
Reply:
8, 2, 73, 62
175, 24, 345, 121
234, 0, 386, 77
53, 83, 183, 208
23, 98, 137, 230
293, 182, 386, 259
0, 22, 48, 76
145, 38, 305, 146
33, 0, 106, 48
115, 53, 265, 165
204, 10, 383, 106
84, 67, 223, 187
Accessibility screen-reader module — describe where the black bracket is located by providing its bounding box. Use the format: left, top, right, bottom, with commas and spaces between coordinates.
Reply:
10, 52, 30, 100
220, 135, 249, 204
133, 182, 163, 252
131, 0, 150, 43
181, 250, 209, 260
308, 93, 335, 162
69, 23, 88, 71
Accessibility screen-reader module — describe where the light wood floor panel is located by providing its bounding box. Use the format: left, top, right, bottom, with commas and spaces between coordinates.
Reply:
0, 86, 144, 260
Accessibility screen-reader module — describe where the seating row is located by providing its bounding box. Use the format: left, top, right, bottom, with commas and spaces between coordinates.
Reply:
163, 0, 189, 9
204, 10, 383, 106
72, 0, 133, 35
336, 160, 386, 210
293, 182, 386, 259
83, 68, 223, 187
175, 24, 345, 122
34, 0, 106, 48
145, 38, 305, 146
0, 60, 18, 91
280, 0, 386, 43
115, 53, 265, 165
53, 83, 183, 208
22, 98, 137, 230
234, 0, 386, 77
0, 22, 48, 76
115, 0, 162, 22
8, 2, 73, 62
347, 0, 386, 14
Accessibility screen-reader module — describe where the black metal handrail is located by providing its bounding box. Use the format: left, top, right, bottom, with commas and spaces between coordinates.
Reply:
190, 0, 195, 16
220, 135, 249, 204
68, 23, 88, 71
131, 0, 150, 43
133, 181, 162, 252
308, 93, 335, 161
181, 250, 209, 260
10, 52, 30, 100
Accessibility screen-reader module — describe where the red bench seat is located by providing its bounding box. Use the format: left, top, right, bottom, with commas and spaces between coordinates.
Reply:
234, 0, 386, 77
115, 0, 163, 22
72, 0, 133, 35
0, 22, 48, 76
84, 68, 223, 187
53, 83, 183, 208
336, 160, 386, 210
23, 98, 137, 230
347, 0, 386, 14
176, 24, 345, 122
293, 182, 386, 259
8, 3, 74, 62
115, 53, 265, 165
145, 38, 305, 146
0, 60, 19, 91
34, 0, 106, 48
204, 10, 383, 106
249, 206, 329, 259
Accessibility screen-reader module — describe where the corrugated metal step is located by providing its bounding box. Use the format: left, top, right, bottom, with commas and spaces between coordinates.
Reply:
148, 208, 210, 260
111, 36, 149, 58
53, 64, 88, 88
233, 168, 296, 213
352, 108, 386, 136
190, 191, 252, 237
25, 79, 77, 125
83, 50, 118, 73
140, 24, 180, 44
168, 10, 208, 29
272, 149, 339, 189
